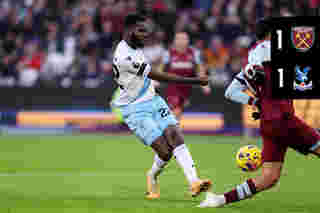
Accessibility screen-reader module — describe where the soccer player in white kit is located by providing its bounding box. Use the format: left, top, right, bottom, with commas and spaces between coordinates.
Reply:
112, 14, 212, 199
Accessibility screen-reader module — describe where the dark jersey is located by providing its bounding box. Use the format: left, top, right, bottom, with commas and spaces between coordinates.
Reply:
163, 47, 202, 99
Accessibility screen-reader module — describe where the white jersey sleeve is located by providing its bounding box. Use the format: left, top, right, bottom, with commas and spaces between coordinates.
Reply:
225, 71, 251, 104
248, 40, 271, 66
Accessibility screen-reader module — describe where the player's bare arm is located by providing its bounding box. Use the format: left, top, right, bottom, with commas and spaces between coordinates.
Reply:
156, 52, 208, 86
148, 68, 209, 86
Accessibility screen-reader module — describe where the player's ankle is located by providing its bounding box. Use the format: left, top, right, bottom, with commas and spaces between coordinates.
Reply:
224, 179, 257, 204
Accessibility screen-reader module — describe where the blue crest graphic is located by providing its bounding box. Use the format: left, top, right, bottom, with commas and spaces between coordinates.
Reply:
294, 65, 312, 91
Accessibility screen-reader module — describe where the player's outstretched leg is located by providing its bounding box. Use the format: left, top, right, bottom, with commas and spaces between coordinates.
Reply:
146, 135, 173, 199
163, 125, 212, 197
198, 162, 282, 207
146, 153, 169, 199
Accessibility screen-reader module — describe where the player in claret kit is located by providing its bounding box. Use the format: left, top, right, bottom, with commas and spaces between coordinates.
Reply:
112, 13, 212, 200
198, 17, 320, 208
161, 32, 211, 120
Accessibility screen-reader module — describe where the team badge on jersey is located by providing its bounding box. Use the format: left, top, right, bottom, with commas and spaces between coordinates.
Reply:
293, 65, 313, 91
291, 26, 315, 52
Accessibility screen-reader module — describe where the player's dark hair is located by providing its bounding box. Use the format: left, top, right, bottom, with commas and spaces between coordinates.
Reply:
256, 17, 273, 40
124, 13, 147, 29
111, 14, 147, 54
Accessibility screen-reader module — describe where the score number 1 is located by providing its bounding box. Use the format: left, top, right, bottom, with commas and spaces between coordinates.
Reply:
278, 68, 284, 88
276, 29, 282, 50
276, 29, 284, 87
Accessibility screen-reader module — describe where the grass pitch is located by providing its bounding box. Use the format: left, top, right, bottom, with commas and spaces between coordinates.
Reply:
0, 134, 318, 213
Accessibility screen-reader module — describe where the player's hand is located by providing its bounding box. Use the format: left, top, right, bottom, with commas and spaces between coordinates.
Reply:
198, 76, 209, 86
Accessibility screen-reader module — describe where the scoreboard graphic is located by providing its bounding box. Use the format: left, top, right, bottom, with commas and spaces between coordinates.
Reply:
271, 17, 320, 99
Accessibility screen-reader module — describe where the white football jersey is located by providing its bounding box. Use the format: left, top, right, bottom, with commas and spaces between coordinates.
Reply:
111, 40, 156, 107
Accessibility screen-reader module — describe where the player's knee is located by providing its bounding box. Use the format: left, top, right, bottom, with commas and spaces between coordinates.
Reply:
151, 136, 173, 161
165, 125, 176, 134
158, 151, 172, 162
268, 175, 280, 188
165, 125, 184, 148
262, 172, 280, 189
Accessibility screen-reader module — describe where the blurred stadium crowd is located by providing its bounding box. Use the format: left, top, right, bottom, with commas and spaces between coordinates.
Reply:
0, 0, 317, 88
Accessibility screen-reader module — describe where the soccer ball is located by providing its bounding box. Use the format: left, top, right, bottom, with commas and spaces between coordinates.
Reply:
236, 145, 262, 172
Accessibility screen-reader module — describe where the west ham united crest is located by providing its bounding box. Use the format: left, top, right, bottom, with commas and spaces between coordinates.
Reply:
291, 26, 315, 52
